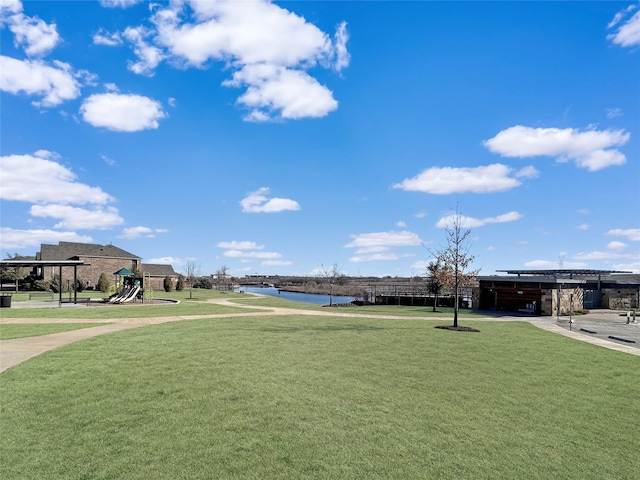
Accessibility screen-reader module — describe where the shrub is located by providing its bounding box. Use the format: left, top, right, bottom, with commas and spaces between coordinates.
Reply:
97, 273, 110, 293
49, 274, 64, 293
176, 275, 185, 291
163, 275, 174, 292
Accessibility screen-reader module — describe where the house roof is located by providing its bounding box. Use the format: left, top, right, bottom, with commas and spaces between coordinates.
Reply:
38, 242, 140, 261
496, 269, 631, 277
141, 264, 177, 277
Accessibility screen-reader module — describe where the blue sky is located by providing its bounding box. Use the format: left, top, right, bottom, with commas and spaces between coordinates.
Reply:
1, 0, 639, 278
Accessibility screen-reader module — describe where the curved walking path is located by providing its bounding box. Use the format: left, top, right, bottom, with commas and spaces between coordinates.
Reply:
2, 296, 638, 373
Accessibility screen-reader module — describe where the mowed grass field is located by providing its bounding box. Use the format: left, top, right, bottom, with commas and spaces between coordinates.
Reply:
1, 314, 639, 479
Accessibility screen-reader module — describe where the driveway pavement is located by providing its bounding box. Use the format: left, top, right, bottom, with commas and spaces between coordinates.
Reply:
1, 299, 638, 374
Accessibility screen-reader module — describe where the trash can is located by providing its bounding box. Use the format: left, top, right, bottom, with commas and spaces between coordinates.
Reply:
0, 295, 12, 308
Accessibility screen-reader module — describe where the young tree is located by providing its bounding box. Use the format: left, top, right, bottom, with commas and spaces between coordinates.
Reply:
163, 275, 174, 292
97, 273, 110, 293
321, 263, 343, 306
425, 260, 446, 313
185, 261, 201, 299
431, 208, 479, 328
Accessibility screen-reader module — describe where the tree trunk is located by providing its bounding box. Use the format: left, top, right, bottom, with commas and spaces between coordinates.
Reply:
453, 279, 459, 328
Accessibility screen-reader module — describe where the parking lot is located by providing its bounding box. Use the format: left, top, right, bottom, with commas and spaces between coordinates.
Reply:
555, 309, 639, 348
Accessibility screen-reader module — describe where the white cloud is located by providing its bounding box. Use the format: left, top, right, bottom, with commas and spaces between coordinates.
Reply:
99, 0, 142, 8
515, 166, 540, 179
612, 261, 640, 273
102, 155, 116, 166
572, 251, 636, 261
349, 253, 399, 263
436, 211, 522, 229
607, 241, 627, 250
8, 14, 60, 57
240, 187, 301, 213
119, 226, 160, 239
29, 205, 124, 230
145, 256, 180, 265
484, 125, 630, 171
0, 0, 22, 15
345, 231, 422, 249
217, 241, 264, 250
93, 28, 123, 46
224, 64, 338, 121
576, 223, 589, 231
106, 0, 348, 121
0, 55, 81, 106
1, 1, 60, 56
396, 221, 407, 228
607, 7, 640, 47
606, 228, 640, 241
0, 227, 92, 250
80, 93, 167, 132
223, 249, 282, 259
262, 260, 292, 267
122, 26, 164, 76
393, 164, 528, 194
0, 151, 113, 204
333, 21, 350, 72
606, 107, 623, 119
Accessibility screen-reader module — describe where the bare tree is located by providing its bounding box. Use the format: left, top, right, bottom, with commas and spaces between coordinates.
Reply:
185, 260, 201, 299
430, 209, 479, 327
321, 263, 343, 306
215, 265, 230, 291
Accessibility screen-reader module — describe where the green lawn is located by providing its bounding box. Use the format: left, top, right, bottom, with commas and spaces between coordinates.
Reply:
222, 293, 494, 318
0, 323, 108, 340
1, 315, 638, 479
0, 292, 256, 319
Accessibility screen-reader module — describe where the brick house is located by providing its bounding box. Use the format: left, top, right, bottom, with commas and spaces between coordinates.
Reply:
140, 263, 179, 291
36, 242, 142, 290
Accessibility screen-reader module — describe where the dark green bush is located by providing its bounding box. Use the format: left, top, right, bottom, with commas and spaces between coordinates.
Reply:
163, 275, 174, 292
97, 273, 110, 293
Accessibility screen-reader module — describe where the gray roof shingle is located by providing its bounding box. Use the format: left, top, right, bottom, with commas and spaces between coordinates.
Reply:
38, 242, 140, 261
141, 264, 177, 277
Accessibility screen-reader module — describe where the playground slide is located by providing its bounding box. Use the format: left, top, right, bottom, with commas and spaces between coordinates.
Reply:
119, 285, 140, 303
108, 287, 130, 303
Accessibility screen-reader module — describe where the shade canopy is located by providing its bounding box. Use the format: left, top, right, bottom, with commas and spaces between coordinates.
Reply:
114, 267, 135, 276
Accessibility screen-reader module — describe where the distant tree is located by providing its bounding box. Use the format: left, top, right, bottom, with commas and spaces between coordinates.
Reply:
430, 208, 479, 328
97, 273, 111, 293
176, 275, 185, 291
185, 260, 201, 299
321, 263, 343, 306
426, 260, 446, 312
215, 265, 230, 290
1, 253, 26, 292
163, 275, 174, 292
